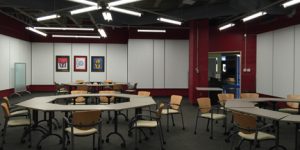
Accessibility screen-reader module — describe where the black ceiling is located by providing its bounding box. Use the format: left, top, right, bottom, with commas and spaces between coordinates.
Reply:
0, 0, 298, 30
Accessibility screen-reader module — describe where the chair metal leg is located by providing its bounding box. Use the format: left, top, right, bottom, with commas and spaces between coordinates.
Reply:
157, 123, 164, 150
210, 118, 213, 139
235, 139, 245, 150
159, 120, 166, 144
194, 111, 200, 135
167, 112, 169, 132
71, 133, 74, 150
171, 114, 175, 126
180, 111, 185, 130
206, 119, 210, 132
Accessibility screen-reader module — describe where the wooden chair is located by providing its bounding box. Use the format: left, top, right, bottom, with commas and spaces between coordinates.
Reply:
1, 103, 31, 149
112, 84, 124, 92
2, 97, 28, 117
54, 82, 69, 95
75, 80, 85, 84
240, 93, 259, 99
103, 80, 113, 90
232, 111, 275, 150
161, 95, 185, 132
63, 111, 102, 150
129, 103, 166, 150
278, 95, 300, 113
104, 80, 113, 84
194, 98, 226, 139
71, 90, 88, 105
217, 93, 235, 107
99, 90, 115, 104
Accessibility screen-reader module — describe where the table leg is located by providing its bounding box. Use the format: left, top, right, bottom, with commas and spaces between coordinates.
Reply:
296, 123, 299, 150
105, 110, 126, 148
270, 121, 287, 150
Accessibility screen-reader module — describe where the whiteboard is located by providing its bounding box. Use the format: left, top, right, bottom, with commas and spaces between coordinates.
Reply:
15, 63, 26, 92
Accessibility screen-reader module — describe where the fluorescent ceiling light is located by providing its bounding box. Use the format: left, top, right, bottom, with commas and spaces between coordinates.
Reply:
36, 14, 60, 22
137, 29, 166, 33
282, 0, 300, 8
70, 6, 101, 15
25, 27, 47, 37
108, 7, 141, 17
34, 27, 94, 31
219, 23, 235, 31
157, 17, 182, 25
102, 11, 112, 21
67, 0, 97, 6
108, 0, 142, 7
98, 29, 107, 38
52, 35, 100, 38
242, 11, 267, 22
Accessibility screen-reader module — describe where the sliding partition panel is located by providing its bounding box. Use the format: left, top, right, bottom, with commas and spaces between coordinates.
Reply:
0, 35, 10, 90
107, 44, 127, 82
90, 44, 107, 82
71, 44, 89, 82
294, 25, 300, 94
32, 43, 54, 84
153, 40, 165, 88
256, 32, 273, 95
128, 39, 154, 88
165, 40, 189, 88
54, 43, 72, 83
273, 27, 294, 97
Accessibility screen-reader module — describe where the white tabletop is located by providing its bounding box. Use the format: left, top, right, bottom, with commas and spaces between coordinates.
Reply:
196, 87, 223, 91
16, 93, 156, 112
281, 115, 300, 123
225, 100, 256, 108
228, 107, 290, 120
63, 82, 127, 87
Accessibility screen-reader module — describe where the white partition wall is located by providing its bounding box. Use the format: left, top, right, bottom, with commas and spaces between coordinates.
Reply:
107, 44, 128, 82
294, 25, 300, 94
90, 44, 107, 82
256, 32, 273, 95
0, 35, 11, 90
128, 39, 154, 88
165, 40, 189, 88
71, 44, 89, 82
153, 40, 165, 88
54, 43, 72, 83
32, 43, 53, 85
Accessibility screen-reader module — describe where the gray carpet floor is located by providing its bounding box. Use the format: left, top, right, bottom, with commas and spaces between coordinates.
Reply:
0, 92, 297, 150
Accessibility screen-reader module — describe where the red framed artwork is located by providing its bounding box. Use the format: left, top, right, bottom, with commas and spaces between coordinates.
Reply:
74, 56, 87, 72
56, 56, 70, 72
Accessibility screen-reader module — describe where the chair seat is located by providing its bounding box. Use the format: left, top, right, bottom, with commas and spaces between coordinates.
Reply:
161, 109, 179, 114
238, 131, 276, 141
10, 110, 28, 116
65, 127, 98, 136
278, 108, 298, 113
125, 90, 136, 92
134, 120, 158, 128
200, 113, 226, 120
8, 119, 30, 126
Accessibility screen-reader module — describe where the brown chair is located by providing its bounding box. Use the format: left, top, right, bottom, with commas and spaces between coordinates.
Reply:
2, 97, 28, 117
71, 90, 88, 104
104, 80, 113, 84
112, 84, 124, 92
75, 80, 85, 84
240, 93, 259, 99
129, 103, 166, 150
63, 111, 102, 150
103, 80, 113, 90
76, 85, 89, 92
161, 95, 185, 132
99, 90, 115, 104
232, 111, 275, 150
194, 97, 226, 139
1, 103, 31, 149
278, 94, 300, 113
217, 93, 235, 107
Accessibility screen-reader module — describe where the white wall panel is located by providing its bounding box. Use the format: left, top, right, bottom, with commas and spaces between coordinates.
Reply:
165, 40, 189, 88
128, 39, 153, 88
273, 27, 294, 97
0, 35, 10, 90
54, 43, 72, 83
256, 32, 273, 95
153, 40, 165, 88
294, 25, 300, 94
72, 44, 89, 82
32, 43, 53, 85
107, 44, 127, 82
90, 44, 107, 82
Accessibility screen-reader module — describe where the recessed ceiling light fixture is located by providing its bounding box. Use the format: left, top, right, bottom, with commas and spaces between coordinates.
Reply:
98, 29, 107, 38
102, 11, 113, 21
36, 14, 61, 22
108, 0, 142, 7
108, 7, 142, 17
52, 35, 101, 38
242, 11, 267, 22
219, 23, 235, 31
34, 27, 94, 31
25, 27, 47, 37
137, 29, 166, 33
67, 0, 98, 6
157, 17, 182, 25
282, 0, 300, 8
70, 6, 101, 15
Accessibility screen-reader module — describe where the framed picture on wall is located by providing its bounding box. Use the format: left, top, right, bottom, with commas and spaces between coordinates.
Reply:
56, 56, 70, 72
91, 56, 105, 72
74, 56, 87, 72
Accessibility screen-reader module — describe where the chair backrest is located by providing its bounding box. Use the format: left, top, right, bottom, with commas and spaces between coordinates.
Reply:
156, 103, 165, 118
77, 85, 88, 91
2, 97, 10, 108
71, 90, 88, 103
1, 102, 10, 117
197, 97, 211, 113
217, 93, 234, 106
286, 94, 300, 109
104, 80, 113, 83
170, 95, 183, 110
75, 80, 85, 84
112, 84, 123, 91
72, 110, 101, 130
137, 91, 151, 96
99, 90, 115, 103
240, 93, 259, 99
232, 111, 257, 134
